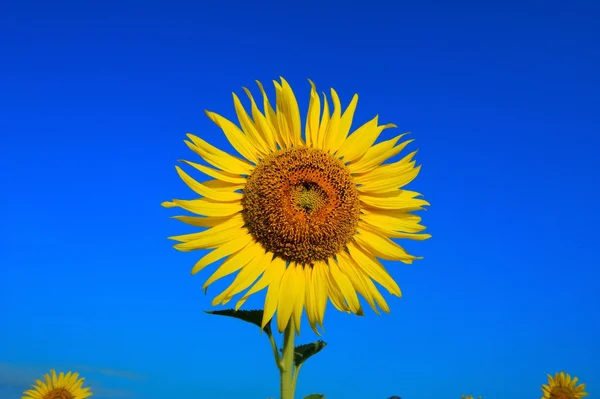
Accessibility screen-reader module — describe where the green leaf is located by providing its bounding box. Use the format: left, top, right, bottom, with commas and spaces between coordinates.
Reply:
293, 340, 327, 366
302, 395, 325, 399
205, 309, 272, 335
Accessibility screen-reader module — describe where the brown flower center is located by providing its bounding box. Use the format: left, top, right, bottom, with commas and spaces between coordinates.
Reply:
550, 387, 576, 399
42, 388, 74, 399
242, 147, 360, 265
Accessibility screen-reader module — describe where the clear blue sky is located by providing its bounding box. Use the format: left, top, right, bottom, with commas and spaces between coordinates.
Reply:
1, 0, 599, 398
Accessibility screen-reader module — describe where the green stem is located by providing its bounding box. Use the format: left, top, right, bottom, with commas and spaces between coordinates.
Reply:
291, 363, 302, 394
268, 333, 281, 365
279, 319, 296, 399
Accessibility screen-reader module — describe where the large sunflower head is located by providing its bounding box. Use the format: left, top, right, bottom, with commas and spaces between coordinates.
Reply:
541, 371, 588, 399
22, 369, 92, 399
163, 78, 430, 333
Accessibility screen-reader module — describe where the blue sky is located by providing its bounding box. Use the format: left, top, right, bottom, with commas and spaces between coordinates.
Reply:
1, 0, 599, 398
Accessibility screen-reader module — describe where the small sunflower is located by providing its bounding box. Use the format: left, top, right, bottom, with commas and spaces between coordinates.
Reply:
541, 371, 588, 399
22, 369, 92, 399
462, 395, 482, 399
163, 78, 430, 333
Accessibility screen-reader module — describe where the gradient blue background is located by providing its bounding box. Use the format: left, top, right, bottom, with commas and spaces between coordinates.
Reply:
1, 0, 599, 398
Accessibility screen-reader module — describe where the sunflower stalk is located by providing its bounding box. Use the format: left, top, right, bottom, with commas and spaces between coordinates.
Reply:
279, 319, 297, 399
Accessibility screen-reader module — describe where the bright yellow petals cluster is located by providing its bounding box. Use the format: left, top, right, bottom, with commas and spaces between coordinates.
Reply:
541, 371, 588, 399
164, 77, 430, 333
22, 369, 92, 399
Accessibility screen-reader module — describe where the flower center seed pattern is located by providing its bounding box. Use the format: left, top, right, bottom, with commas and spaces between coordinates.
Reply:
43, 388, 74, 399
550, 388, 576, 399
242, 147, 360, 265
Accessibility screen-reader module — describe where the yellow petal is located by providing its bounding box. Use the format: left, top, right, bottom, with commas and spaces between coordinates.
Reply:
341, 252, 391, 313
262, 258, 287, 329
51, 370, 58, 387
275, 98, 293, 148
190, 233, 254, 275
57, 372, 65, 387
203, 241, 263, 289
232, 92, 270, 155
356, 148, 417, 177
212, 251, 270, 305
359, 220, 431, 241
360, 270, 391, 313
242, 87, 278, 152
178, 159, 246, 184
337, 116, 397, 163
271, 81, 290, 148
355, 227, 418, 263
22, 390, 42, 399
317, 92, 330, 150
303, 265, 319, 333
71, 379, 83, 390
324, 89, 359, 154
361, 208, 426, 233
170, 214, 245, 248
33, 380, 46, 391
201, 179, 244, 192
321, 88, 342, 153
277, 77, 302, 147
312, 261, 329, 328
171, 215, 236, 228
292, 264, 306, 334
204, 110, 259, 163
355, 153, 420, 192
161, 200, 177, 208
185, 135, 254, 175
348, 135, 411, 174
256, 80, 284, 149
305, 79, 321, 148
322, 261, 350, 312
337, 251, 379, 314
67, 372, 80, 388
175, 166, 242, 202
336, 93, 359, 151
276, 263, 298, 332
236, 256, 286, 310
329, 258, 362, 314
571, 377, 579, 387
172, 198, 242, 217
346, 242, 402, 296
357, 166, 420, 194
360, 190, 430, 212
541, 384, 550, 393
33, 383, 46, 394
222, 251, 272, 304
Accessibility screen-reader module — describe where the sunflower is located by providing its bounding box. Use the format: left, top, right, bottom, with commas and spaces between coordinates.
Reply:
22, 369, 92, 399
163, 78, 430, 333
541, 371, 588, 399
462, 395, 482, 399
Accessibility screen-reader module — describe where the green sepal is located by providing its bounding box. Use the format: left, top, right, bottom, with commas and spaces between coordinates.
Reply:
302, 395, 325, 399
205, 309, 272, 335
293, 340, 327, 366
